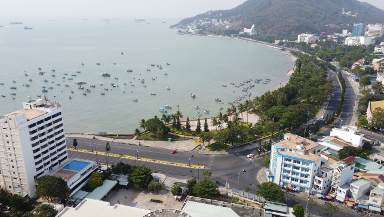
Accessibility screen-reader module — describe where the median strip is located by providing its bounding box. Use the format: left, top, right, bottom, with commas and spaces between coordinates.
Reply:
67, 148, 205, 169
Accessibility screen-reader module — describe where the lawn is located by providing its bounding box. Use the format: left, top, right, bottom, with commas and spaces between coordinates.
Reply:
137, 132, 189, 141
205, 143, 228, 151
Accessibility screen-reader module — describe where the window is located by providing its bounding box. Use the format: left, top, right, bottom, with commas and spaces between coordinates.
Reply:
9, 154, 11, 156
373, 199, 378, 203
8, 186, 11, 189
11, 166, 14, 168
5, 135, 8, 137
10, 160, 13, 162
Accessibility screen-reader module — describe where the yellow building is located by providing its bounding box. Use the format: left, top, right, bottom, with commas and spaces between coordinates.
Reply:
367, 100, 384, 123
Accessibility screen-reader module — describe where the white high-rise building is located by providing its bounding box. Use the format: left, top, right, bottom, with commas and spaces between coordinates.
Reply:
297, 34, 319, 44
0, 97, 68, 196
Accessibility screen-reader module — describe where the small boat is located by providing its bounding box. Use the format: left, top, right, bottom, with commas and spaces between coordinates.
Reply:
194, 106, 199, 109
96, 63, 101, 65
29, 79, 32, 82
48, 86, 53, 89
71, 90, 74, 93
114, 77, 118, 80
104, 88, 109, 91
39, 72, 44, 75
81, 63, 84, 65
151, 93, 156, 95
25, 84, 30, 87
203, 109, 210, 113
0, 83, 4, 85
100, 92, 105, 95
24, 26, 33, 30
167, 87, 170, 90
69, 96, 72, 99
127, 69, 133, 72
1, 95, 5, 97
38, 67, 41, 70
65, 84, 69, 87
12, 97, 15, 100
85, 89, 91, 92
196, 112, 201, 116
51, 74, 55, 77
51, 69, 55, 72
42, 85, 46, 88
64, 73, 68, 75
10, 93, 16, 95
133, 98, 138, 102
78, 86, 84, 89
222, 85, 226, 87
68, 77, 73, 80
147, 69, 151, 71
56, 84, 60, 86
90, 85, 96, 88
167, 63, 170, 65
143, 85, 147, 88
43, 80, 48, 82
150, 64, 155, 66
41, 89, 48, 93
25, 73, 28, 76
191, 93, 195, 98
164, 72, 168, 75
83, 93, 87, 95
37, 95, 41, 97
124, 83, 127, 85
76, 71, 81, 73
220, 108, 224, 111
215, 98, 221, 102
228, 102, 233, 105
141, 79, 145, 83
159, 108, 167, 113
152, 78, 155, 80
230, 83, 235, 85
71, 74, 76, 76
131, 85, 135, 87
165, 105, 172, 109
10, 87, 17, 89
13, 81, 16, 83
242, 89, 247, 92
75, 82, 87, 85
100, 83, 103, 86
62, 77, 66, 79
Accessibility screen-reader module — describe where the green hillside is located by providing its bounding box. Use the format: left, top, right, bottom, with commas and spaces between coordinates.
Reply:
172, 0, 384, 37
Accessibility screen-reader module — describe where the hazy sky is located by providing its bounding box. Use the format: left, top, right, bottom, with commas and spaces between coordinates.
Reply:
0, 0, 383, 20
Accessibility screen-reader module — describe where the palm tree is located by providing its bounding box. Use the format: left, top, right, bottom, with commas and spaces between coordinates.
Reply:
244, 100, 251, 123
133, 128, 141, 138
139, 119, 146, 131
238, 103, 244, 122
181, 126, 187, 138
161, 114, 168, 124
105, 142, 111, 168
212, 117, 219, 131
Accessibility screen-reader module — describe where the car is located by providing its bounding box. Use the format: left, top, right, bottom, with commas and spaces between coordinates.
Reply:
171, 150, 177, 154
247, 154, 254, 158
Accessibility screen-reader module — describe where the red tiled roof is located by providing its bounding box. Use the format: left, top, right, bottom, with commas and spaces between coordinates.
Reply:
343, 156, 356, 164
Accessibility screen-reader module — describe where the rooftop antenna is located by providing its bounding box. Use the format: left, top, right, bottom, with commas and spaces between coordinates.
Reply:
44, 95, 48, 103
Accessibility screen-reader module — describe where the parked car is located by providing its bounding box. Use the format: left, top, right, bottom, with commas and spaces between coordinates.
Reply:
247, 154, 254, 158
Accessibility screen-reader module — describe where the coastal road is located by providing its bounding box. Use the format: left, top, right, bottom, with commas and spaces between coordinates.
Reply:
66, 137, 266, 191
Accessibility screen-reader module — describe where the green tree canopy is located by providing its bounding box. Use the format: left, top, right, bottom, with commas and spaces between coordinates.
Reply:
193, 179, 220, 199
263, 156, 270, 168
111, 162, 131, 175
371, 107, 384, 128
35, 176, 69, 202
88, 172, 103, 190
360, 75, 371, 89
148, 181, 162, 192
255, 182, 285, 203
202, 170, 212, 180
9, 195, 34, 213
186, 178, 197, 194
128, 165, 153, 189
338, 146, 357, 160
293, 204, 305, 217
171, 184, 182, 195
34, 204, 58, 217
144, 118, 168, 139
322, 203, 339, 216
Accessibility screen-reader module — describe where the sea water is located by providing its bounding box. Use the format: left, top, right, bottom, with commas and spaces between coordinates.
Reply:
0, 18, 294, 134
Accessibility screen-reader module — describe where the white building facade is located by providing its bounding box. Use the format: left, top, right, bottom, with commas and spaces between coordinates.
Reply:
312, 167, 332, 195
328, 156, 356, 201
329, 126, 363, 148
269, 134, 321, 193
243, 24, 256, 36
297, 34, 319, 44
368, 24, 384, 38
0, 97, 68, 197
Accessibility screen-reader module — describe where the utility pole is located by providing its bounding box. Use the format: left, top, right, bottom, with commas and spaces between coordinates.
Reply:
135, 151, 138, 165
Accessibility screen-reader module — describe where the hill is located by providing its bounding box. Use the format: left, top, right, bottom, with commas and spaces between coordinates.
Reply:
171, 0, 384, 38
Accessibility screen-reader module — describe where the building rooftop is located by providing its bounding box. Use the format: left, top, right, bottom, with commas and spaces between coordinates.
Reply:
370, 100, 384, 113
355, 157, 384, 172
372, 187, 384, 194
282, 133, 319, 151
321, 167, 331, 173
279, 151, 321, 162
351, 179, 370, 187
360, 173, 384, 184
320, 136, 351, 148
85, 180, 117, 200
6, 109, 46, 121
57, 199, 150, 217
263, 202, 287, 213
343, 156, 356, 165
182, 201, 239, 217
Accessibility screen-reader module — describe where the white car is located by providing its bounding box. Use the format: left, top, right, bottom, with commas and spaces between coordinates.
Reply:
247, 154, 255, 158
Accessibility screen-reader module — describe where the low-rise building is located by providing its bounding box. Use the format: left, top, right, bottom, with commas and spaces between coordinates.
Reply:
329, 126, 364, 148
312, 167, 332, 195
355, 156, 384, 173
269, 133, 321, 193
318, 136, 352, 151
243, 24, 256, 36
350, 179, 371, 200
329, 156, 356, 200
345, 36, 375, 46
368, 24, 384, 37
297, 34, 319, 44
369, 187, 384, 208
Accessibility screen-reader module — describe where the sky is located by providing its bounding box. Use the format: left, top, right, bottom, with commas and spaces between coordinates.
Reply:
0, 0, 383, 20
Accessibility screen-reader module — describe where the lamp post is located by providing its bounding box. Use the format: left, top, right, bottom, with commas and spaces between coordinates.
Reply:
198, 162, 200, 181
305, 197, 310, 217
340, 119, 343, 128
189, 158, 190, 167
135, 151, 139, 165
238, 172, 240, 189
237, 135, 240, 145
90, 145, 93, 152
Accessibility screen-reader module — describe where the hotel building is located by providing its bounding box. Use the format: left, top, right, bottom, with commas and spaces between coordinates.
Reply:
269, 133, 322, 193
0, 97, 68, 196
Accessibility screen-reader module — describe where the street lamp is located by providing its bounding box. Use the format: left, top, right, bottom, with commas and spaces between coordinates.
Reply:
237, 135, 240, 145
189, 158, 190, 167
198, 162, 200, 181
95, 145, 98, 165
90, 145, 93, 152
340, 119, 343, 128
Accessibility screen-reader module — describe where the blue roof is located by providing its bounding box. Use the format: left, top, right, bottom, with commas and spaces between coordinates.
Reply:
85, 180, 117, 200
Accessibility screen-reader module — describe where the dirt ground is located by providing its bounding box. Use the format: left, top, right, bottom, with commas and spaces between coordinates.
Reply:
102, 173, 185, 211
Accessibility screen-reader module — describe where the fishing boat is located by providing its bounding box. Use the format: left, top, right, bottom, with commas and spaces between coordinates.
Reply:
78, 86, 84, 89
165, 105, 172, 109
242, 89, 247, 92
141, 79, 145, 83
114, 77, 118, 80
24, 73, 28, 76
131, 85, 135, 87
194, 106, 199, 109
167, 87, 170, 90
51, 74, 55, 77
104, 88, 109, 91
133, 98, 138, 102
124, 83, 127, 85
100, 92, 105, 95
71, 74, 76, 77
38, 67, 41, 70
13, 81, 16, 83
83, 93, 87, 96
102, 73, 110, 77
96, 63, 100, 65
56, 84, 60, 86
164, 72, 168, 75
76, 71, 81, 73
150, 64, 155, 66
151, 93, 156, 95
39, 72, 44, 75
71, 90, 74, 93
230, 83, 235, 85
64, 73, 68, 75
215, 98, 221, 102
76, 82, 86, 85
12, 97, 15, 100
69, 96, 72, 99
220, 108, 223, 111
196, 112, 202, 116
100, 83, 103, 86
90, 85, 96, 88
191, 93, 196, 98
203, 109, 210, 113
65, 84, 69, 87
85, 89, 91, 92
228, 102, 233, 105
0, 83, 4, 85
143, 85, 147, 88
10, 87, 17, 89
43, 80, 48, 82
42, 85, 46, 88
48, 86, 53, 89
167, 63, 170, 65
41, 89, 48, 93
147, 69, 151, 71
68, 77, 73, 80
10, 93, 16, 95
222, 85, 226, 87
127, 69, 133, 72
51, 69, 55, 72
1, 95, 5, 97
25, 84, 30, 87
37, 95, 41, 97
81, 63, 84, 65
29, 79, 32, 82
159, 108, 167, 113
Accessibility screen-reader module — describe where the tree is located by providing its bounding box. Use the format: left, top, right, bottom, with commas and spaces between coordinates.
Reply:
128, 165, 153, 189
9, 195, 33, 213
112, 162, 131, 174
196, 118, 201, 133
312, 121, 320, 134
72, 139, 78, 149
363, 141, 373, 151
105, 142, 111, 168
202, 170, 212, 180
145, 117, 168, 138
263, 156, 270, 168
34, 204, 58, 217
371, 81, 384, 95
35, 176, 69, 202
186, 117, 191, 131
293, 204, 305, 217
204, 118, 209, 132
148, 181, 162, 192
186, 178, 197, 194
171, 184, 182, 195
365, 66, 374, 74
322, 203, 339, 216
255, 182, 285, 203
371, 107, 384, 128
139, 119, 146, 131
360, 75, 371, 90
88, 172, 103, 190
133, 128, 141, 138
193, 179, 220, 199
338, 146, 357, 160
